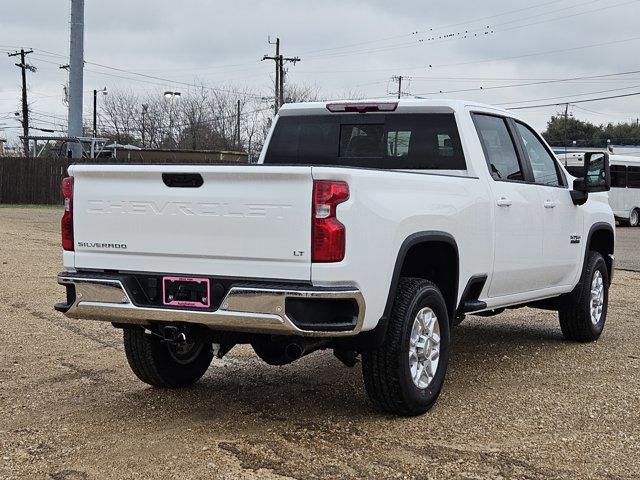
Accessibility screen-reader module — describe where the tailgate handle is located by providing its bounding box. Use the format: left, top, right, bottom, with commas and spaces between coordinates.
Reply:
162, 173, 203, 188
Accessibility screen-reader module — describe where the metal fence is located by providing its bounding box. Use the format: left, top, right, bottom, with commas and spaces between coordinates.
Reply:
0, 153, 248, 205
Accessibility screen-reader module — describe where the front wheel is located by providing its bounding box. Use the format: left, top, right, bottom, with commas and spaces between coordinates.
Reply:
362, 278, 450, 416
558, 251, 609, 342
123, 326, 214, 388
629, 208, 639, 227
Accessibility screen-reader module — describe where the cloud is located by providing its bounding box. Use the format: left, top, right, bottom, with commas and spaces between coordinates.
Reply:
1, 0, 639, 142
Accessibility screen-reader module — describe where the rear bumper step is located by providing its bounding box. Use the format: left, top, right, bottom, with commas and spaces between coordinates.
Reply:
56, 272, 365, 337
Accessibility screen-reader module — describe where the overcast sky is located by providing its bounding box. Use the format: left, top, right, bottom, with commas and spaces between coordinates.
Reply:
1, 0, 640, 144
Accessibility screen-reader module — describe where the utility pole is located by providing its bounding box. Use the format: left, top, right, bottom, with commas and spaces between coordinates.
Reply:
394, 75, 403, 99
391, 75, 410, 99
279, 53, 300, 107
563, 103, 570, 158
93, 89, 97, 137
92, 87, 107, 138
263, 38, 280, 115
67, 0, 85, 158
279, 54, 285, 107
262, 38, 300, 113
236, 99, 241, 150
8, 49, 35, 158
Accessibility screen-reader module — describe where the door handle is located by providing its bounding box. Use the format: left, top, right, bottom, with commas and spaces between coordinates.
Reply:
544, 200, 557, 209
496, 196, 512, 207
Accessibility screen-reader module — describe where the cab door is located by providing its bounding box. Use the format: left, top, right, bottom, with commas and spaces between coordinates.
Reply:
472, 114, 545, 298
511, 120, 583, 288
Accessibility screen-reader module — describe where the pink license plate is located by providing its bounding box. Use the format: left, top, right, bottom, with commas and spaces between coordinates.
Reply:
162, 276, 211, 308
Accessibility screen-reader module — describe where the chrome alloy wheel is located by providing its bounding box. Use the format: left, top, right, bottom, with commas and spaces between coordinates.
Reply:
409, 307, 441, 389
590, 270, 605, 325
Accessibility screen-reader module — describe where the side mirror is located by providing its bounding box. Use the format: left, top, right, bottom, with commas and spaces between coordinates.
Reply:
571, 152, 610, 205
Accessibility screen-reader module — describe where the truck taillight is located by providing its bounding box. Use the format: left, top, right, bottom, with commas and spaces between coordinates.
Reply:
61, 176, 74, 251
312, 180, 349, 263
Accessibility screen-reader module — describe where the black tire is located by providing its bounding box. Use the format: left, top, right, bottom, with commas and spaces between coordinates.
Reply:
630, 208, 639, 227
362, 278, 450, 416
123, 326, 214, 388
558, 251, 609, 342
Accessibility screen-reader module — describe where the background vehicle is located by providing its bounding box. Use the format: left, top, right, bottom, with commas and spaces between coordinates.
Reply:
560, 152, 640, 226
55, 99, 614, 416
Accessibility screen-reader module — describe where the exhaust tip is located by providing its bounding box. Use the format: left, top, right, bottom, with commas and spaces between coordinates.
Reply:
285, 343, 304, 360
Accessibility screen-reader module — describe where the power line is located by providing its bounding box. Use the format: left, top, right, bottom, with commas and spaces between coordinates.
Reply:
82, 60, 267, 98
408, 75, 640, 83
570, 104, 639, 123
30, 46, 263, 76
29, 54, 269, 100
499, 83, 640, 106
497, 0, 639, 34
295, 34, 640, 75
300, 0, 575, 57
430, 35, 640, 69
507, 91, 640, 109
411, 68, 640, 96
303, 0, 636, 61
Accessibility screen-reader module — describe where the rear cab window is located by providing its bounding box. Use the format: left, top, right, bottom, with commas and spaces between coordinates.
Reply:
264, 113, 467, 171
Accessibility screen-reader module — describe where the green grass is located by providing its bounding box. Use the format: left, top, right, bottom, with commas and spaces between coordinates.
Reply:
0, 204, 63, 209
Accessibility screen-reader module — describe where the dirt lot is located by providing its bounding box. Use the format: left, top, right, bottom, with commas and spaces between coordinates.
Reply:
1, 207, 639, 480
615, 225, 640, 272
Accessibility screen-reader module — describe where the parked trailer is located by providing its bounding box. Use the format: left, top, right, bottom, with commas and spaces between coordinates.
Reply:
559, 152, 640, 226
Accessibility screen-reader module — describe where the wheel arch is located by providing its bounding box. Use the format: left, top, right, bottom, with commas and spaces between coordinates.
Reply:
343, 231, 459, 351
585, 222, 614, 283
385, 232, 459, 323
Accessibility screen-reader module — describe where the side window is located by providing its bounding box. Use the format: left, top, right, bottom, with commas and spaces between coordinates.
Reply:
627, 166, 640, 188
610, 165, 627, 187
384, 113, 467, 169
514, 122, 561, 187
473, 114, 524, 181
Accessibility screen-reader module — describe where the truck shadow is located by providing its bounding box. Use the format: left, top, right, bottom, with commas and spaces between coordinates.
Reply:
115, 313, 569, 421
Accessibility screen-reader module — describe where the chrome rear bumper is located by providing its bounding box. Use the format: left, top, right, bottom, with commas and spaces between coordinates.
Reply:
56, 273, 365, 337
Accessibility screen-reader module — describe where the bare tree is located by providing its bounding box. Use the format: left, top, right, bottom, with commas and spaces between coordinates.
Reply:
283, 82, 320, 104
95, 82, 319, 155
100, 89, 141, 145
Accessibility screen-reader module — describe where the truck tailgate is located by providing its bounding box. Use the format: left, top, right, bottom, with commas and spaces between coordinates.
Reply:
69, 165, 313, 281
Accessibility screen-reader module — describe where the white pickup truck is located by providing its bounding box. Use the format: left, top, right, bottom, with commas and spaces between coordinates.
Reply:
56, 99, 615, 416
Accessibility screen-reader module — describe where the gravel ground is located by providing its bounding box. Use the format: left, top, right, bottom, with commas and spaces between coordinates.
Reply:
1, 207, 639, 480
615, 226, 640, 271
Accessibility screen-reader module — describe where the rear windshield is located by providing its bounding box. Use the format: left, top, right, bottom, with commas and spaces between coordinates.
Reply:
264, 113, 466, 170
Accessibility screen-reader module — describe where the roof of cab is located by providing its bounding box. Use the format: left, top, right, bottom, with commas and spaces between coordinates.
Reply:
277, 98, 513, 117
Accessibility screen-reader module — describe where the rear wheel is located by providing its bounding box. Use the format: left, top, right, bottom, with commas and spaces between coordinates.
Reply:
362, 278, 450, 416
629, 208, 639, 227
558, 251, 609, 342
123, 326, 213, 388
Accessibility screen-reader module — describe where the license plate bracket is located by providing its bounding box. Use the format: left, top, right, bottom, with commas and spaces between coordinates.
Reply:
162, 276, 210, 308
